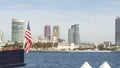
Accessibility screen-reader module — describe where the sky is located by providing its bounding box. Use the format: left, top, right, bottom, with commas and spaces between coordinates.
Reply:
0, 0, 120, 44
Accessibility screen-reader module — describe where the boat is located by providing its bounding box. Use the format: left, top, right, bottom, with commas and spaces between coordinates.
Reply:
0, 48, 25, 67
0, 21, 31, 67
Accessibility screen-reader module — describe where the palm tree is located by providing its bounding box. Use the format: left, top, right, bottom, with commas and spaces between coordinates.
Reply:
53, 43, 58, 48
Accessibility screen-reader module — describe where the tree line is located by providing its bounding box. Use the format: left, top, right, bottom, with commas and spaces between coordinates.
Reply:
3, 41, 58, 49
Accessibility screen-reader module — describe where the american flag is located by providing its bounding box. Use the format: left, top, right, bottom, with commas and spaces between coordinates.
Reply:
25, 21, 32, 53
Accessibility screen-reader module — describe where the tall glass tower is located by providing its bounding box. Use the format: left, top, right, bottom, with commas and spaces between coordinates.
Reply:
71, 24, 80, 45
12, 19, 25, 43
44, 24, 51, 40
53, 25, 60, 39
115, 17, 120, 46
68, 28, 74, 43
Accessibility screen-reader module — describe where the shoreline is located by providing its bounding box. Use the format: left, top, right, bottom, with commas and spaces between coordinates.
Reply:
30, 49, 120, 52
29, 48, 120, 52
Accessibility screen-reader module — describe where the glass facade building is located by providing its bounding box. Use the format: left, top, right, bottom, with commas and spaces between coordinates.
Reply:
68, 28, 74, 44
53, 25, 60, 39
115, 17, 120, 46
69, 24, 80, 45
12, 19, 25, 43
44, 25, 51, 40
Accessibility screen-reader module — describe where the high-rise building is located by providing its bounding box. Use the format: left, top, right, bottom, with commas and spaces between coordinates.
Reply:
53, 25, 60, 39
12, 19, 25, 43
44, 25, 51, 40
0, 31, 4, 42
68, 24, 80, 45
68, 28, 74, 43
115, 17, 120, 46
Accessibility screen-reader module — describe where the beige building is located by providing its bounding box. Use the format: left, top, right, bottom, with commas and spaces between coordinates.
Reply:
53, 25, 60, 39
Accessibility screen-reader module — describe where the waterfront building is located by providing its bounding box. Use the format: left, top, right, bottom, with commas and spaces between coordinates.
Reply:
12, 19, 25, 43
68, 28, 74, 44
44, 25, 51, 40
34, 35, 43, 43
0, 31, 4, 42
53, 25, 60, 39
115, 17, 120, 46
34, 36, 39, 43
68, 24, 80, 45
103, 41, 112, 48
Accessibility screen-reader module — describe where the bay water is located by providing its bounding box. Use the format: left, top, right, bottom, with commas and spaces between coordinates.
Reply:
19, 52, 120, 68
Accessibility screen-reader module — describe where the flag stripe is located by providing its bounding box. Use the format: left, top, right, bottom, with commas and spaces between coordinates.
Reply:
25, 40, 31, 53
25, 36, 32, 42
25, 32, 31, 36
26, 30, 31, 34
25, 32, 32, 39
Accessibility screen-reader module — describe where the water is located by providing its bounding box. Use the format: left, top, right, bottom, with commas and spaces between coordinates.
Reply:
19, 52, 120, 68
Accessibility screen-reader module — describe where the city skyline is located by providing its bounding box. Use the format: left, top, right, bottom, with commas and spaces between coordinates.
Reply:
0, 0, 120, 43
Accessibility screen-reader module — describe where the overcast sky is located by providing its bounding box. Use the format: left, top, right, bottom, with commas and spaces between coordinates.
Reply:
0, 0, 120, 44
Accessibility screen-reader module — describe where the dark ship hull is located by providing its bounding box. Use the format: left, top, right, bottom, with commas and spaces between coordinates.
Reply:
0, 49, 25, 67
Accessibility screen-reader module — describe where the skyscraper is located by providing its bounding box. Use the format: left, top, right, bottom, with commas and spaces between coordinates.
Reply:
68, 24, 80, 45
68, 28, 74, 43
0, 31, 4, 42
115, 17, 120, 46
44, 25, 51, 40
12, 19, 25, 43
53, 25, 60, 39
